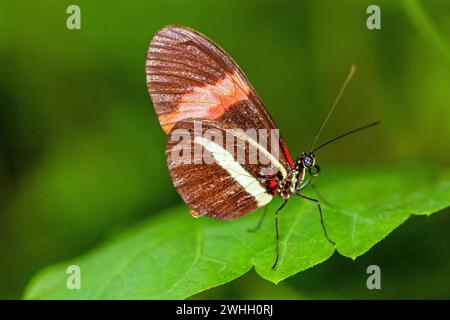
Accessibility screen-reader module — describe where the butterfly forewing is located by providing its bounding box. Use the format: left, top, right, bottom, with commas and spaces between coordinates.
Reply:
146, 25, 293, 219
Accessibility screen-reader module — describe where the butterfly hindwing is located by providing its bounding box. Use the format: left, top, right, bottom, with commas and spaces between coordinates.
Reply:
166, 120, 280, 219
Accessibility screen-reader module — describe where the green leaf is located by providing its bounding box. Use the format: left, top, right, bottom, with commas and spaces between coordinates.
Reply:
24, 164, 450, 299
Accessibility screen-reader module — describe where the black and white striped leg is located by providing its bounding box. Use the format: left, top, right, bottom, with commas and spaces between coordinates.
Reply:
272, 199, 288, 269
296, 192, 335, 245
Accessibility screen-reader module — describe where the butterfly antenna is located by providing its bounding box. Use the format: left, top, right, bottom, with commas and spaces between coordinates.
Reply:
309, 65, 357, 152
312, 121, 380, 153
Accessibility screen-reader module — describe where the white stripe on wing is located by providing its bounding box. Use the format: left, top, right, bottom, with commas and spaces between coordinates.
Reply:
194, 136, 273, 207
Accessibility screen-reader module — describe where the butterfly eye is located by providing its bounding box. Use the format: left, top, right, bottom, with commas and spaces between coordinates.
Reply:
308, 165, 320, 177
303, 156, 314, 167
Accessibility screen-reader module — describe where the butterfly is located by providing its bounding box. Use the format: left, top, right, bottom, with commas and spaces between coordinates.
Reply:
145, 25, 379, 268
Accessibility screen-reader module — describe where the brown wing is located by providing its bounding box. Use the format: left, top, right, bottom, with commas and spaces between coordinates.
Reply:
165, 120, 280, 220
146, 25, 293, 219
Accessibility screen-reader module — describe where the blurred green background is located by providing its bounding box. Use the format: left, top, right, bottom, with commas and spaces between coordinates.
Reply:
1, 0, 449, 299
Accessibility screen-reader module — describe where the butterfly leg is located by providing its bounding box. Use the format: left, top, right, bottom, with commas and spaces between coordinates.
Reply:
247, 205, 269, 233
296, 193, 335, 245
297, 179, 311, 191
298, 179, 334, 207
272, 199, 288, 269
309, 180, 335, 207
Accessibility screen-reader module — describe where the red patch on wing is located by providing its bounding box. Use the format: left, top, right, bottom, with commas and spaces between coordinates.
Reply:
159, 71, 250, 133
267, 180, 278, 194
280, 140, 295, 169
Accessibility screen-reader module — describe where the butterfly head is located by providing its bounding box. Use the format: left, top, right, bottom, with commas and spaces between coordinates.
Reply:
298, 152, 320, 177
